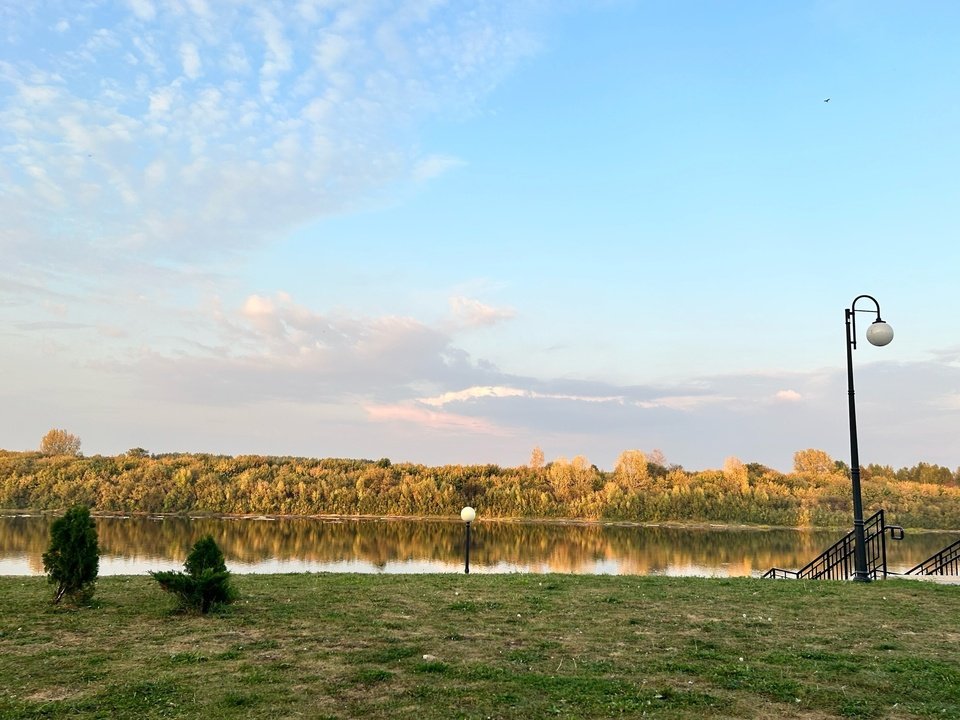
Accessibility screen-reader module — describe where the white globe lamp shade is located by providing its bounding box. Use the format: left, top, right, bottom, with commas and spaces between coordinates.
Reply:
866, 321, 894, 347
460, 506, 476, 523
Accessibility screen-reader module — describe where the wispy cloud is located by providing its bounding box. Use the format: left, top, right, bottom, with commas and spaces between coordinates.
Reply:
449, 297, 516, 328
17, 321, 91, 331
419, 385, 624, 407
126, 0, 156, 22
931, 392, 960, 411
0, 1, 544, 277
180, 42, 202, 79
365, 403, 507, 435
634, 394, 736, 411
929, 346, 960, 366
413, 154, 465, 181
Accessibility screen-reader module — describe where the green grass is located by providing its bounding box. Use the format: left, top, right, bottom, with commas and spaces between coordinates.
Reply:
0, 574, 958, 718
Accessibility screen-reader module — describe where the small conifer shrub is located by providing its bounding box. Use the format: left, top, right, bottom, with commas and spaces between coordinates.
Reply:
151, 535, 237, 613
42, 505, 100, 604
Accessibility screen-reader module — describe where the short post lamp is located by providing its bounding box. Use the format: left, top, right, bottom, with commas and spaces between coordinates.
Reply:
460, 506, 476, 574
845, 295, 894, 582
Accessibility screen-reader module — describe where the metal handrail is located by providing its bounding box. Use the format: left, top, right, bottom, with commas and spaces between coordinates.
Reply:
763, 510, 901, 580
906, 537, 960, 576
761, 567, 799, 579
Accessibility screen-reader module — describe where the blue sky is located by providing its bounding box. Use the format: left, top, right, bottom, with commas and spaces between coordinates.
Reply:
2, 0, 959, 472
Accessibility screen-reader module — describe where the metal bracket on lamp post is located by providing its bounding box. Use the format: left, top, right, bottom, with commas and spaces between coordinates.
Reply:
845, 295, 893, 582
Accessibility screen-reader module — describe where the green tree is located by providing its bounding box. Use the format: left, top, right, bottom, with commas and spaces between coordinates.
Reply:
42, 505, 100, 604
151, 535, 236, 614
40, 428, 82, 457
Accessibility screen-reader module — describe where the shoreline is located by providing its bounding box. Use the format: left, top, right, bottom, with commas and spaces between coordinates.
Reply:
2, 507, 957, 534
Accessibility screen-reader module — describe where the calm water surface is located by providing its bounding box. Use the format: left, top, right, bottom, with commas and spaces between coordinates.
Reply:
1, 513, 957, 577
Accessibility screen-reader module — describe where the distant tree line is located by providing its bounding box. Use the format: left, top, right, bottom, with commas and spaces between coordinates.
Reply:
1, 447, 959, 529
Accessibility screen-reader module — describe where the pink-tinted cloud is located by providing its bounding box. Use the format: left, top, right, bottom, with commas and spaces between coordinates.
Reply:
449, 297, 515, 328
775, 389, 803, 402
365, 403, 508, 435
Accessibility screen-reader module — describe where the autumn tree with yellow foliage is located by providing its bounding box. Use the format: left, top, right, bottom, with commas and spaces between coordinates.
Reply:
1, 447, 959, 529
40, 429, 82, 457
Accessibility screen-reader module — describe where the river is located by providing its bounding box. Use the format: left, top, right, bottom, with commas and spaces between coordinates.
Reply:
1, 513, 956, 577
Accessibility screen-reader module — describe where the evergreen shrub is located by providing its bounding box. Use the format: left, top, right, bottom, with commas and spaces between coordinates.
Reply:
151, 535, 236, 613
42, 505, 100, 604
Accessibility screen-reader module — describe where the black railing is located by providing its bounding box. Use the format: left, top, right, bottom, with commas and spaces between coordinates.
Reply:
763, 510, 903, 580
906, 537, 960, 576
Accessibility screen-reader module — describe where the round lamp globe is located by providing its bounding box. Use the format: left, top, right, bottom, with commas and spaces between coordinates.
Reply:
866, 321, 894, 347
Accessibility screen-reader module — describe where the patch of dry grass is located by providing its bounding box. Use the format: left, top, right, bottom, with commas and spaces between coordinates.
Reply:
1, 574, 958, 718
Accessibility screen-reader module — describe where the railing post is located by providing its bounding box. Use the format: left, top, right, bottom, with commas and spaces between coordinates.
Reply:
880, 510, 888, 579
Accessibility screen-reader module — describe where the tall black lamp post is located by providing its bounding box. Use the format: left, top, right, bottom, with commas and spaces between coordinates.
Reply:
845, 295, 893, 582
460, 506, 476, 574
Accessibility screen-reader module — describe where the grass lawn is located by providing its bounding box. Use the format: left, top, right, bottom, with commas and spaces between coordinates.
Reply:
1, 573, 958, 719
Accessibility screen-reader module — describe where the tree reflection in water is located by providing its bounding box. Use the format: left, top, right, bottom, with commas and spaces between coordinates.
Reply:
0, 513, 955, 576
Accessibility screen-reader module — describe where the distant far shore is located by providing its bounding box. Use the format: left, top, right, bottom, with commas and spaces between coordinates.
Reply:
3, 450, 959, 530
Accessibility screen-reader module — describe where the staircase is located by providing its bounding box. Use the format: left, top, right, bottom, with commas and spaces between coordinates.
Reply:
905, 537, 960, 576
763, 510, 903, 580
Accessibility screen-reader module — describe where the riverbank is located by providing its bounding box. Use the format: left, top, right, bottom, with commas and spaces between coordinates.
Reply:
1, 507, 845, 530
2, 574, 958, 719
5, 507, 958, 534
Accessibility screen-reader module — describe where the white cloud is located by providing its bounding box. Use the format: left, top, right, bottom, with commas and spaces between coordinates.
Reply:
420, 386, 528, 406
930, 346, 960, 366
222, 43, 250, 74
19, 84, 59, 104
635, 395, 736, 411
116, 292, 476, 406
180, 42, 202, 79
413, 154, 465, 181
132, 35, 165, 73
449, 297, 515, 328
184, 0, 212, 19
420, 385, 624, 408
242, 294, 277, 317
147, 86, 175, 115
0, 1, 545, 276
315, 33, 349, 72
775, 389, 803, 402
256, 9, 293, 98
127, 0, 156, 22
